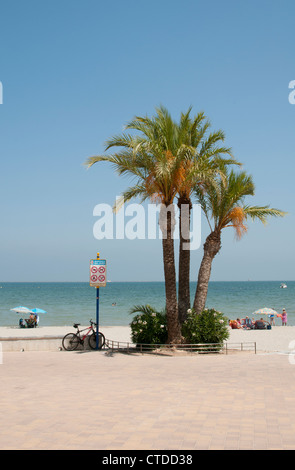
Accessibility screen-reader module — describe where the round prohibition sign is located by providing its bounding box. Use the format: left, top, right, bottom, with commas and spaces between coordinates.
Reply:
91, 275, 98, 282
98, 275, 106, 282
98, 266, 105, 274
91, 266, 98, 274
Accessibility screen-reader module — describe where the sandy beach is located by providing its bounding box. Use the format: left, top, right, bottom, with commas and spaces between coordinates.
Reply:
1, 325, 295, 353
226, 326, 295, 353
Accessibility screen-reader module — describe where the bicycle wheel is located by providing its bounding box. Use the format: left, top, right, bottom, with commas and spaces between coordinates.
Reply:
62, 333, 80, 351
88, 332, 105, 350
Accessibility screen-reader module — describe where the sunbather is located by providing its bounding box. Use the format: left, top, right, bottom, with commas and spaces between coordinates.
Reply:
242, 316, 254, 329
25, 313, 38, 328
254, 318, 266, 329
229, 319, 242, 329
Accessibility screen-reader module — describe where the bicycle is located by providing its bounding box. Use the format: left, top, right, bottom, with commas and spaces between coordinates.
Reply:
62, 320, 105, 351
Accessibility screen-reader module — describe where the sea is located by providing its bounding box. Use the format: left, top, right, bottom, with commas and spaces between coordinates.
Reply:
0, 281, 294, 328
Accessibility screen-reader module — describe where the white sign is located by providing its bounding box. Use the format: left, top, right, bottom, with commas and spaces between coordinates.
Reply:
90, 259, 107, 287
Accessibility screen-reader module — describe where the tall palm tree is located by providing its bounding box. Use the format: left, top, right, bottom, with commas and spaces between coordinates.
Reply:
175, 109, 237, 323
86, 107, 188, 343
193, 169, 286, 314
85, 106, 238, 340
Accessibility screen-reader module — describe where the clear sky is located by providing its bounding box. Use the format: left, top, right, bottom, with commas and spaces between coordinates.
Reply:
0, 0, 294, 282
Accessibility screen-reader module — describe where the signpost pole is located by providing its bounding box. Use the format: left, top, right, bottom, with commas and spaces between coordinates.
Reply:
89, 253, 106, 351
96, 252, 100, 350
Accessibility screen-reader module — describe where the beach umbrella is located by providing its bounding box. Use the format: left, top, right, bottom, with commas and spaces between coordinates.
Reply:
10, 306, 32, 314
31, 308, 47, 314
253, 307, 278, 316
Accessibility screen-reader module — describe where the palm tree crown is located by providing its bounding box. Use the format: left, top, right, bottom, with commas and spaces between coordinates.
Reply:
195, 169, 285, 238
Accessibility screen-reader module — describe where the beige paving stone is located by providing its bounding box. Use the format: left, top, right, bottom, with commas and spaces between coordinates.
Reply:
1, 351, 295, 450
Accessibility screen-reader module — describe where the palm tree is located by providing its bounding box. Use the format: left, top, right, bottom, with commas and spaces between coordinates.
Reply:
85, 106, 238, 340
175, 109, 238, 323
85, 107, 187, 343
193, 169, 286, 314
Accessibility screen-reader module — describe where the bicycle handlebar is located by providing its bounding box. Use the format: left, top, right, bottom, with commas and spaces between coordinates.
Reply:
73, 320, 97, 329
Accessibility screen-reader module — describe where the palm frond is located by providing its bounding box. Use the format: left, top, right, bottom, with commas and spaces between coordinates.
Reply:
243, 205, 287, 224
104, 133, 135, 151
129, 304, 158, 315
84, 155, 112, 168
222, 206, 248, 239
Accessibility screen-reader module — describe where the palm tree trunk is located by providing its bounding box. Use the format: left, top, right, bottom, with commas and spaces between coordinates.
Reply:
193, 230, 221, 315
178, 197, 192, 324
160, 204, 182, 343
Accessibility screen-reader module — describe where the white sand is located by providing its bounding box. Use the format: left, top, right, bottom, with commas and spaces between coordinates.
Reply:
226, 326, 295, 353
1, 324, 295, 353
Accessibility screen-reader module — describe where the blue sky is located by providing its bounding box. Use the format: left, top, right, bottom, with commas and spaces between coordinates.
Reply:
0, 0, 294, 282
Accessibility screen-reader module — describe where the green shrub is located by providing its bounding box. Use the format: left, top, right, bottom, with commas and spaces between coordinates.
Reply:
130, 304, 168, 345
182, 308, 229, 345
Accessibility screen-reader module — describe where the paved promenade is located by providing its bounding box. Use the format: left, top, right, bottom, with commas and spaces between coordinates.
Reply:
1, 350, 295, 450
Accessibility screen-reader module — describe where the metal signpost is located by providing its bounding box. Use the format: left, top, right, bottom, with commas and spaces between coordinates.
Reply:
90, 253, 107, 350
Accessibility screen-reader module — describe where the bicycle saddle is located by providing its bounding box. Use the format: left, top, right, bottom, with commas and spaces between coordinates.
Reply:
73, 323, 80, 328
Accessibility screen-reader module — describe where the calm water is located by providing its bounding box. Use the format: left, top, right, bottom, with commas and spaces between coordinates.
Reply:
0, 281, 294, 327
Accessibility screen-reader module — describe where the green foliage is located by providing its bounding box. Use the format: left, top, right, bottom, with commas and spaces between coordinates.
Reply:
130, 305, 229, 348
130, 305, 168, 345
182, 308, 229, 345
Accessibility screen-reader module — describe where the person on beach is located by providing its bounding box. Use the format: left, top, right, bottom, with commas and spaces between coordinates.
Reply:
269, 313, 275, 326
281, 308, 287, 326
254, 317, 266, 329
26, 313, 37, 328
229, 319, 242, 329
242, 316, 254, 329
19, 318, 26, 328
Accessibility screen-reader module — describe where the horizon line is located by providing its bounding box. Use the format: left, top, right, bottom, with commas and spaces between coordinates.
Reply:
0, 280, 293, 284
